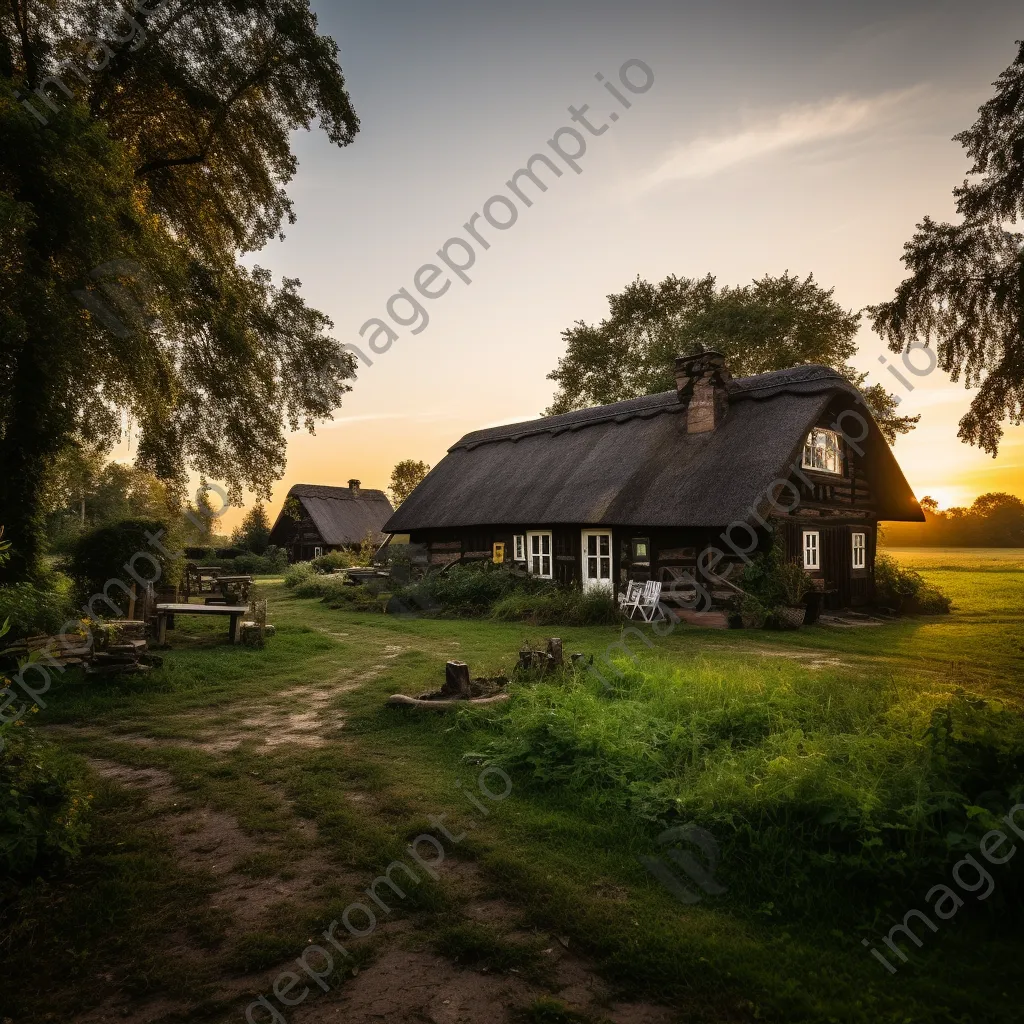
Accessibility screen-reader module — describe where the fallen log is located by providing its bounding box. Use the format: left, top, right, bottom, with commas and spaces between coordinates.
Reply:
387, 693, 510, 710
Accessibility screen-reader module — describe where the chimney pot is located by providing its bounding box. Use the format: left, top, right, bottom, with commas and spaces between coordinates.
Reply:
674, 351, 731, 433
348, 479, 361, 496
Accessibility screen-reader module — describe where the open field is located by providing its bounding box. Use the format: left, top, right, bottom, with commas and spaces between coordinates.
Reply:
3, 550, 1023, 1024
882, 547, 1024, 571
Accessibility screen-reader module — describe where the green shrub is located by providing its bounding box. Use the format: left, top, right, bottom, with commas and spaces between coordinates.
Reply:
875, 553, 952, 614
741, 539, 811, 612
311, 549, 362, 574
470, 658, 1024, 916
68, 519, 183, 608
198, 546, 288, 576
0, 572, 77, 640
321, 583, 388, 612
283, 560, 317, 589
0, 718, 91, 880
389, 563, 545, 617
739, 593, 768, 628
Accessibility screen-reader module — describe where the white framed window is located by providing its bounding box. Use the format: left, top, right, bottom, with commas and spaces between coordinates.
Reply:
314, 546, 323, 559
526, 531, 552, 578
852, 532, 866, 569
513, 534, 526, 562
802, 428, 842, 475
803, 531, 820, 571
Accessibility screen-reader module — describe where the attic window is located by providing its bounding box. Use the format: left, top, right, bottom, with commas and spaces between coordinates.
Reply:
802, 428, 842, 475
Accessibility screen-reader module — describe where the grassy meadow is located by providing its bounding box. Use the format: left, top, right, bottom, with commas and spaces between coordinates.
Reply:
2, 548, 1023, 1024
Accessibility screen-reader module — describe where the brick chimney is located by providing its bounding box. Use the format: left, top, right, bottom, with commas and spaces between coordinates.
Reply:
675, 351, 731, 433
348, 478, 361, 496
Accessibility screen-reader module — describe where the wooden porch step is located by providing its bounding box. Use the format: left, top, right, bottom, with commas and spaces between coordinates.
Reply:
673, 609, 731, 630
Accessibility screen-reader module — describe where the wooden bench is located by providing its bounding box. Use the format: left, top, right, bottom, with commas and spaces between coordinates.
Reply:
155, 603, 249, 645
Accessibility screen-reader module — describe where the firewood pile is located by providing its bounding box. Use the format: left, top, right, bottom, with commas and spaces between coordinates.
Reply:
88, 621, 163, 675
25, 632, 93, 668
23, 621, 163, 676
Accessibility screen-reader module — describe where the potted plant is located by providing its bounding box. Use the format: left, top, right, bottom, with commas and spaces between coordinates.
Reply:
772, 560, 811, 629
740, 538, 812, 630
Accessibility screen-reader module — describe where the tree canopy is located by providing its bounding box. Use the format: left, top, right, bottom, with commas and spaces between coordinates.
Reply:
883, 492, 1024, 547
0, 0, 360, 578
868, 41, 1024, 456
547, 272, 918, 444
231, 502, 272, 554
389, 460, 430, 508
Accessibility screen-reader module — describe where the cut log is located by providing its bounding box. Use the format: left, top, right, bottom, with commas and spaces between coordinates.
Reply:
443, 661, 472, 698
546, 638, 563, 668
388, 693, 510, 710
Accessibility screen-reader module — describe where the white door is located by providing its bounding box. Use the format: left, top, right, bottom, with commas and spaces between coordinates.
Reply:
581, 530, 613, 594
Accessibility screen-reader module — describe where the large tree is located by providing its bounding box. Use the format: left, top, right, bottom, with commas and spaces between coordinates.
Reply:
868, 41, 1024, 456
231, 502, 272, 554
547, 272, 918, 443
0, 0, 360, 579
388, 459, 430, 508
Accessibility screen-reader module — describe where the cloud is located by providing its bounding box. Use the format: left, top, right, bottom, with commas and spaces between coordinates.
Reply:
320, 411, 459, 429
642, 89, 921, 190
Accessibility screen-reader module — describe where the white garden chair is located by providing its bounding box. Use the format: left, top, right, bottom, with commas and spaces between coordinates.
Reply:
618, 581, 642, 614
629, 581, 664, 622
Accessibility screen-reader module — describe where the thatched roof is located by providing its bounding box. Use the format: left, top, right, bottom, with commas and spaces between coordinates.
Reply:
270, 484, 394, 547
384, 365, 924, 532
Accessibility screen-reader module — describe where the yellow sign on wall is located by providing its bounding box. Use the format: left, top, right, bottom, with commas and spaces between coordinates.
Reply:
493, 542, 505, 564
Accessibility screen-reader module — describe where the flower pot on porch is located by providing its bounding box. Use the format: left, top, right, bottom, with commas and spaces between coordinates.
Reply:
775, 605, 806, 630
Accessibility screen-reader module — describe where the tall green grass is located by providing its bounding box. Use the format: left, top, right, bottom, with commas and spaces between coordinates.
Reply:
469, 655, 1024, 916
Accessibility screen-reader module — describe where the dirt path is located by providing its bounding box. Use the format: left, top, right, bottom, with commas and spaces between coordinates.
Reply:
60, 671, 679, 1024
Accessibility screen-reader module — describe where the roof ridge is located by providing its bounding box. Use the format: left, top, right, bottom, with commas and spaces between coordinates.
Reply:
452, 364, 855, 452
289, 484, 389, 499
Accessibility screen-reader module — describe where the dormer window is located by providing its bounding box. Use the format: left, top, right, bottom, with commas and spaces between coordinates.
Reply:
802, 428, 842, 475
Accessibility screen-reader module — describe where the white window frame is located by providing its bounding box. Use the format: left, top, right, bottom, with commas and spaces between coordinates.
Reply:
526, 531, 553, 579
314, 546, 323, 559
852, 532, 866, 570
802, 531, 820, 571
513, 534, 526, 562
802, 428, 843, 475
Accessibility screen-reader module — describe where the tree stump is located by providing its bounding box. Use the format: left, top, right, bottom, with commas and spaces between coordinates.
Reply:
443, 661, 472, 698
547, 638, 563, 668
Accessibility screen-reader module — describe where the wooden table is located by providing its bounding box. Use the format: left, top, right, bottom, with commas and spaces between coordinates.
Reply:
205, 575, 253, 605
155, 603, 249, 645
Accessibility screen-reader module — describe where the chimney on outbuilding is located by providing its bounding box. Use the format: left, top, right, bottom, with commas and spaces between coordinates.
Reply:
675, 351, 732, 433
348, 478, 361, 496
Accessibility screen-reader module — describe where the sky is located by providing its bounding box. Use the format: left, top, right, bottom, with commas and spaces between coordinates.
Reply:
148, 0, 1024, 529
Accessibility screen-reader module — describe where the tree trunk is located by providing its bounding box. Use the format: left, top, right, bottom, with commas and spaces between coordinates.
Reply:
546, 638, 563, 668
443, 661, 472, 698
0, 339, 70, 582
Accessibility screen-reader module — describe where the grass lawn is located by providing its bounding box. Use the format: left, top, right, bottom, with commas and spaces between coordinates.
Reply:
3, 549, 1023, 1024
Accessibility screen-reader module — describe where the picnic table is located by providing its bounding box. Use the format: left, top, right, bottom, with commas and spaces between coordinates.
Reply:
205, 574, 253, 605
155, 603, 250, 645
